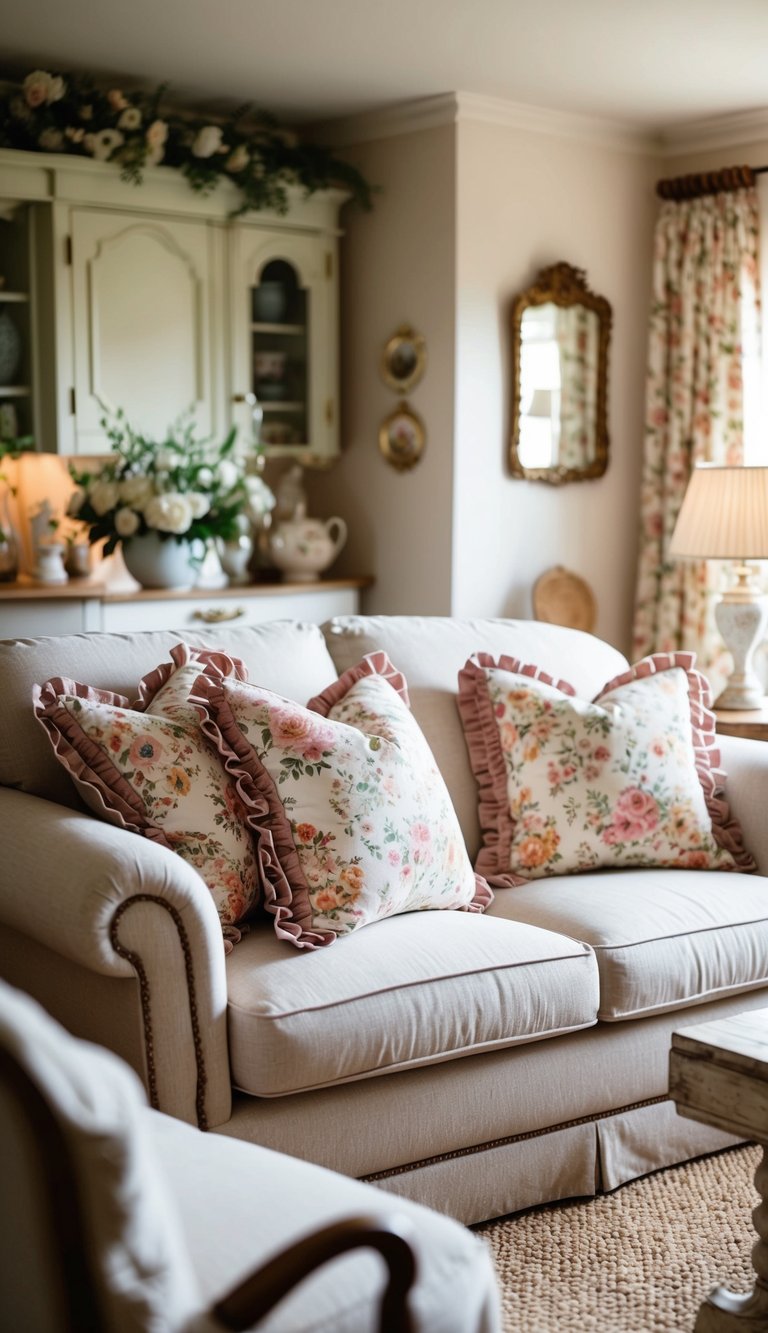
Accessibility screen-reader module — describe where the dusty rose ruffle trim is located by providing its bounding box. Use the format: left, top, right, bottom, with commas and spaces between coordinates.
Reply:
133, 641, 248, 711
599, 652, 756, 873
306, 649, 410, 715
457, 653, 567, 888
33, 677, 175, 847
189, 673, 336, 950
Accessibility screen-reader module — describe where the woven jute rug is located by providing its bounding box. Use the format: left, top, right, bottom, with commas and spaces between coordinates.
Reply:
475, 1144, 761, 1333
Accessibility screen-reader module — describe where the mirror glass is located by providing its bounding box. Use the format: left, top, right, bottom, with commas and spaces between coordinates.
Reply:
510, 263, 611, 484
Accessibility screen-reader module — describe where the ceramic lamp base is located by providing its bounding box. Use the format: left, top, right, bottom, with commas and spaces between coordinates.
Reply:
714, 591, 768, 711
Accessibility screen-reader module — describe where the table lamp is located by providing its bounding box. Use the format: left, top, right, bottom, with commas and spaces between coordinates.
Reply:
669, 464, 768, 709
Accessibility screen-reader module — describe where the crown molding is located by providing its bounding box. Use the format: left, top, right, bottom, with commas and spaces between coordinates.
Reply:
306, 94, 459, 146
311, 92, 768, 159
454, 92, 655, 153
659, 107, 768, 157
310, 91, 656, 154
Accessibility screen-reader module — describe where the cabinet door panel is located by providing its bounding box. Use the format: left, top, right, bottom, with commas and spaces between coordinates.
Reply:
71, 209, 213, 452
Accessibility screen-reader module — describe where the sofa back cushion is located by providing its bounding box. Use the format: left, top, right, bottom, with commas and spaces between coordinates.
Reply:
323, 616, 629, 858
0, 621, 339, 807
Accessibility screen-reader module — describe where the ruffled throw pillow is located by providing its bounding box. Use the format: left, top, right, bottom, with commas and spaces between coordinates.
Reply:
34, 644, 259, 951
458, 651, 755, 885
191, 651, 492, 949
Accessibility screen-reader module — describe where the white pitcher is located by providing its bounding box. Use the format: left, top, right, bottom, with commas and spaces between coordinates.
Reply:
268, 504, 347, 582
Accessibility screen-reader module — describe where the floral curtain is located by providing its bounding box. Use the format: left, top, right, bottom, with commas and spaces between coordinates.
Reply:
556, 305, 598, 468
632, 186, 760, 690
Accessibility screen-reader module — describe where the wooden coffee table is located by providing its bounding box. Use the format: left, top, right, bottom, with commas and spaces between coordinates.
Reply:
669, 1009, 768, 1331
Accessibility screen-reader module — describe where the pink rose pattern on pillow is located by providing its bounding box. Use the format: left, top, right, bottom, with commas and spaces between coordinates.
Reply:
34, 644, 259, 951
458, 651, 755, 884
192, 652, 491, 949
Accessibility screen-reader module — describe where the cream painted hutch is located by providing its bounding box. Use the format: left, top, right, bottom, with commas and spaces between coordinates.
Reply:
0, 147, 343, 462
0, 148, 367, 634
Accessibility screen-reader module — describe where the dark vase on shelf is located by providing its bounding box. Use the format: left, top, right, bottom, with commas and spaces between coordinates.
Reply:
252, 283, 287, 323
0, 309, 21, 386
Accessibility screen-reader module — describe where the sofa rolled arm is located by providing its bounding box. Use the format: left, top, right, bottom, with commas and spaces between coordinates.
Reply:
0, 786, 231, 1129
718, 734, 768, 876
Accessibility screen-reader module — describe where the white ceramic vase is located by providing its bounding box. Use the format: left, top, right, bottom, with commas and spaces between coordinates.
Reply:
122, 531, 200, 590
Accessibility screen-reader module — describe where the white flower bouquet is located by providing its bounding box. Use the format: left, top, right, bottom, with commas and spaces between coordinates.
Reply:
69, 411, 274, 554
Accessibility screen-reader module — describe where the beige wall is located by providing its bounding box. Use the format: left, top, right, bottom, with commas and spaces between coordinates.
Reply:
308, 110, 659, 650
452, 119, 658, 652
661, 137, 768, 177
307, 125, 457, 614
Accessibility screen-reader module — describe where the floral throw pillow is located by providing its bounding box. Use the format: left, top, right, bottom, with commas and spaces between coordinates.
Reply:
458, 651, 756, 885
191, 651, 492, 950
33, 644, 259, 951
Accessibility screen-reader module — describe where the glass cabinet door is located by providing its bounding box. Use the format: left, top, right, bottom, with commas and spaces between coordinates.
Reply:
230, 227, 338, 466
0, 203, 35, 447
251, 258, 309, 452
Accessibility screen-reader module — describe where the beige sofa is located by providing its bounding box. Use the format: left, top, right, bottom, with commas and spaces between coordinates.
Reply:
2, 614, 768, 1227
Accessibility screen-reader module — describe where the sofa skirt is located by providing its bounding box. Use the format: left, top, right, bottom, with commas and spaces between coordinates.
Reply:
363, 1102, 740, 1225
217, 991, 760, 1225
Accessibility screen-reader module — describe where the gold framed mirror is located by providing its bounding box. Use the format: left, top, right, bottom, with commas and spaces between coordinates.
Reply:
510, 262, 611, 484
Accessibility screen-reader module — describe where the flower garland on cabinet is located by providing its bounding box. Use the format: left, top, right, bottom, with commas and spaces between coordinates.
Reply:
0, 69, 372, 214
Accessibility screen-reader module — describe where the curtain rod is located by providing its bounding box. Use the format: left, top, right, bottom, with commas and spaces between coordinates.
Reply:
656, 164, 768, 201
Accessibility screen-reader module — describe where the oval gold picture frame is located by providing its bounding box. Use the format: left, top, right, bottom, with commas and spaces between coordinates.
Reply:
379, 402, 426, 471
381, 325, 427, 394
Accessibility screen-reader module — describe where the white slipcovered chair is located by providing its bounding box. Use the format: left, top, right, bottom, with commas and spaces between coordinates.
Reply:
0, 980, 501, 1332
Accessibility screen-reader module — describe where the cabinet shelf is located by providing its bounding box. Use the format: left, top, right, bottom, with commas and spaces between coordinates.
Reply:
250, 322, 305, 335
260, 401, 304, 412
0, 385, 30, 397
0, 291, 29, 303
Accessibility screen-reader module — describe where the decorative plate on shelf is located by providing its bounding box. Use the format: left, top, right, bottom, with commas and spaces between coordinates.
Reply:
532, 565, 596, 633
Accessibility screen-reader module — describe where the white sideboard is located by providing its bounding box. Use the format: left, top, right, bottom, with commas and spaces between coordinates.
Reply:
0, 576, 369, 640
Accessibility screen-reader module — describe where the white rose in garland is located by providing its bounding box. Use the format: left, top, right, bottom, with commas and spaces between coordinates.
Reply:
193, 125, 225, 158
0, 68, 373, 218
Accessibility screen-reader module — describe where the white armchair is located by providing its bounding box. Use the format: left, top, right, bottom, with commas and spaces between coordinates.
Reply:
0, 980, 501, 1333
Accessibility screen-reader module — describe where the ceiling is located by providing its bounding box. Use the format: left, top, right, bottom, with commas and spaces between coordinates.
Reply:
4, 0, 768, 134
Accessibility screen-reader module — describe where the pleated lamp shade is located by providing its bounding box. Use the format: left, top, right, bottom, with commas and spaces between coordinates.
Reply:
670, 465, 768, 560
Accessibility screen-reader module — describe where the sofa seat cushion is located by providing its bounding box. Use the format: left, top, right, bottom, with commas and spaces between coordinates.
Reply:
225, 911, 599, 1096
487, 869, 768, 1020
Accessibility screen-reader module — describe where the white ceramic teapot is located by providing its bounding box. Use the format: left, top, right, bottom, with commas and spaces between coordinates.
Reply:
268, 504, 347, 582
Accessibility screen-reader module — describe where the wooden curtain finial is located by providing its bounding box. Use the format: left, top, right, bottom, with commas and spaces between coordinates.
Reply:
656, 165, 756, 201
